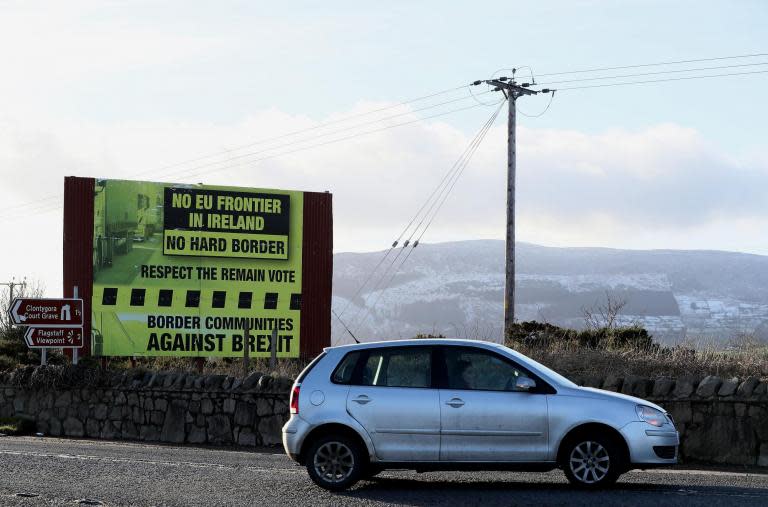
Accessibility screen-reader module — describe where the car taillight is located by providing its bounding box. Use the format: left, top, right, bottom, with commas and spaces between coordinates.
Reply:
290, 385, 300, 414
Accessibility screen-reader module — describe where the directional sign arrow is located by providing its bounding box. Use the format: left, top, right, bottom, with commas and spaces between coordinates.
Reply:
8, 298, 83, 327
24, 327, 84, 349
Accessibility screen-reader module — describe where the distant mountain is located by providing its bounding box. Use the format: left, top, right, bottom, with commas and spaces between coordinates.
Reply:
331, 240, 768, 345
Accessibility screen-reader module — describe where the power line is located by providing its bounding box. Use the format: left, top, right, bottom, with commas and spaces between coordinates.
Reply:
534, 52, 768, 78
535, 61, 768, 86
155, 91, 493, 181
346, 101, 504, 340
555, 69, 768, 91
333, 106, 502, 343
129, 85, 472, 180
0, 100, 492, 222
333, 92, 503, 327
0, 84, 476, 217
169, 102, 490, 181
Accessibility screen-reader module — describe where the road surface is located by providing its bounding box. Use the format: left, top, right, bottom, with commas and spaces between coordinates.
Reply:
1, 436, 767, 506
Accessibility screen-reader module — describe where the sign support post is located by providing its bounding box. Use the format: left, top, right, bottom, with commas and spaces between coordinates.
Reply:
73, 286, 79, 365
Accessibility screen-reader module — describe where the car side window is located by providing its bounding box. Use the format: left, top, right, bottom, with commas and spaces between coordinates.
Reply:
444, 347, 532, 392
359, 347, 431, 388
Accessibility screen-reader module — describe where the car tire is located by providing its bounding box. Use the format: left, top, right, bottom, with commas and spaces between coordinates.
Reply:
561, 434, 623, 489
305, 434, 365, 491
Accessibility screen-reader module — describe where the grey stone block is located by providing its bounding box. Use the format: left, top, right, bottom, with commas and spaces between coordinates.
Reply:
718, 378, 739, 397
697, 376, 722, 398
207, 415, 233, 444
672, 376, 698, 398
737, 377, 760, 398
258, 415, 283, 446
155, 398, 168, 412
651, 377, 675, 398
187, 426, 206, 444
63, 417, 84, 437
160, 401, 186, 444
234, 403, 256, 427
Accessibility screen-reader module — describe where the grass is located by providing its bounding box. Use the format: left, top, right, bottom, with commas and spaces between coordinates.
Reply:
506, 322, 768, 380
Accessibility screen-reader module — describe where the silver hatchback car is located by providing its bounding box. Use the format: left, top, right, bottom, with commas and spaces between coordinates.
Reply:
282, 339, 678, 491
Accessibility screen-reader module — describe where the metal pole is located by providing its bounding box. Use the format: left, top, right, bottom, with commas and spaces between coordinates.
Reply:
243, 321, 250, 378
270, 327, 277, 370
504, 94, 517, 340
41, 348, 47, 366
73, 285, 79, 365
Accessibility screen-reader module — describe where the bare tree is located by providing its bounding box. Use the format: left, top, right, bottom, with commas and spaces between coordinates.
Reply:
582, 292, 628, 330
1, 279, 45, 331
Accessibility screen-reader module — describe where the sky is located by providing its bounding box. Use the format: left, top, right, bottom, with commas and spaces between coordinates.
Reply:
0, 0, 767, 296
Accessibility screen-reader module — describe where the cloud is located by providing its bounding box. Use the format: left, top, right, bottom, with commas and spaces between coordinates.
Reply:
0, 102, 767, 296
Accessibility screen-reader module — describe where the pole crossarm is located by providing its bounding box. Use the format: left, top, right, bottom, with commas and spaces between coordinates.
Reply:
484, 80, 539, 98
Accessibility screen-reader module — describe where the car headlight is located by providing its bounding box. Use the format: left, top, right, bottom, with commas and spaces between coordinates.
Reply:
636, 405, 666, 427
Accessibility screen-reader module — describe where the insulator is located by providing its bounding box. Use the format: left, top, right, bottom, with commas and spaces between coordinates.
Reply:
391, 241, 398, 248
403, 240, 409, 247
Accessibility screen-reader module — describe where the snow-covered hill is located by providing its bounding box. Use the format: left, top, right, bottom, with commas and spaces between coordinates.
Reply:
331, 240, 768, 346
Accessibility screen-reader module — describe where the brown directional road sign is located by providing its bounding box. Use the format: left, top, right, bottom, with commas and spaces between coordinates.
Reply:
8, 298, 83, 327
24, 327, 84, 349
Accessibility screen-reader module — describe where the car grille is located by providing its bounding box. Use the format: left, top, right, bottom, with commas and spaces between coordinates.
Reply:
653, 445, 677, 459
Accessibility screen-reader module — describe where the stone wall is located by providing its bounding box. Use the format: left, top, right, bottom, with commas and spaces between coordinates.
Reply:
1, 367, 767, 466
0, 367, 293, 447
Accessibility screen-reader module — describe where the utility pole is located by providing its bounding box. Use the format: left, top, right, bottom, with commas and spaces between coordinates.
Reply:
1, 277, 26, 330
482, 77, 538, 341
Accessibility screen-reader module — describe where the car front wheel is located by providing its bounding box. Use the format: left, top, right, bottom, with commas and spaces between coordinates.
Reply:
562, 436, 623, 489
305, 434, 364, 491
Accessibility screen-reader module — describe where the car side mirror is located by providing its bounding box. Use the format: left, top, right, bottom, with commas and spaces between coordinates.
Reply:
515, 377, 536, 391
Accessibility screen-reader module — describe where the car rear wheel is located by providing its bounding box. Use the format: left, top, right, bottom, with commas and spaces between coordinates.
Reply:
562, 436, 622, 489
305, 434, 364, 491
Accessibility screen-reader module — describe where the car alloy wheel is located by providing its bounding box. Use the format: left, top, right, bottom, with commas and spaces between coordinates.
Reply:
569, 440, 610, 484
313, 441, 355, 484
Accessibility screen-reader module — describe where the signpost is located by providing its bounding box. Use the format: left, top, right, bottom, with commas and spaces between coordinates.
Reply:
9, 298, 83, 327
7, 297, 84, 364
24, 327, 84, 348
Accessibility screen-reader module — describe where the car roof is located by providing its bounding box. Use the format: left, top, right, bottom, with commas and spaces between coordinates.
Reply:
324, 338, 507, 352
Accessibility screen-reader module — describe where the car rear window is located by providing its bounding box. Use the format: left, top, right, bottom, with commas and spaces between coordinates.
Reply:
331, 351, 361, 384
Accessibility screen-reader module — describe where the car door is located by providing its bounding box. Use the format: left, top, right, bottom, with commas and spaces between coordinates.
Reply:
346, 346, 440, 462
438, 346, 550, 462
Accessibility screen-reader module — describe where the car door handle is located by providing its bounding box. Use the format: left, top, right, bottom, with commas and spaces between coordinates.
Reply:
445, 398, 465, 408
352, 395, 371, 405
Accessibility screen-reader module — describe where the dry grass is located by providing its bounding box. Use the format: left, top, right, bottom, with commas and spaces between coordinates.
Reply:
507, 338, 768, 380
100, 356, 309, 380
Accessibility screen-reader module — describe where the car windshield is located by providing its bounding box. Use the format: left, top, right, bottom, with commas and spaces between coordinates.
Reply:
498, 344, 577, 388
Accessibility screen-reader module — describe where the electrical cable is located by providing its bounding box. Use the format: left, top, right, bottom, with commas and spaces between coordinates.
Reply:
156, 91, 494, 181
332, 103, 502, 343
533, 52, 768, 78
518, 91, 556, 118
535, 61, 768, 86
345, 101, 504, 340
554, 69, 768, 91
171, 102, 491, 181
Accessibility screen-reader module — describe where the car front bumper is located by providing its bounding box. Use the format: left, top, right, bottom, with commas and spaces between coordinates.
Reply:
620, 421, 679, 465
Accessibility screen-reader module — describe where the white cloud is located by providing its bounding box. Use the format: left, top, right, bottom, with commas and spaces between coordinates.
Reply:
0, 102, 767, 296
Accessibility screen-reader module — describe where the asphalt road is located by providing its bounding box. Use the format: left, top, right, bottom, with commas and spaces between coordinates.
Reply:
1, 437, 768, 506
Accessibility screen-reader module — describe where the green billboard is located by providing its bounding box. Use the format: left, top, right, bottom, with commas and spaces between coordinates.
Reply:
91, 179, 303, 357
